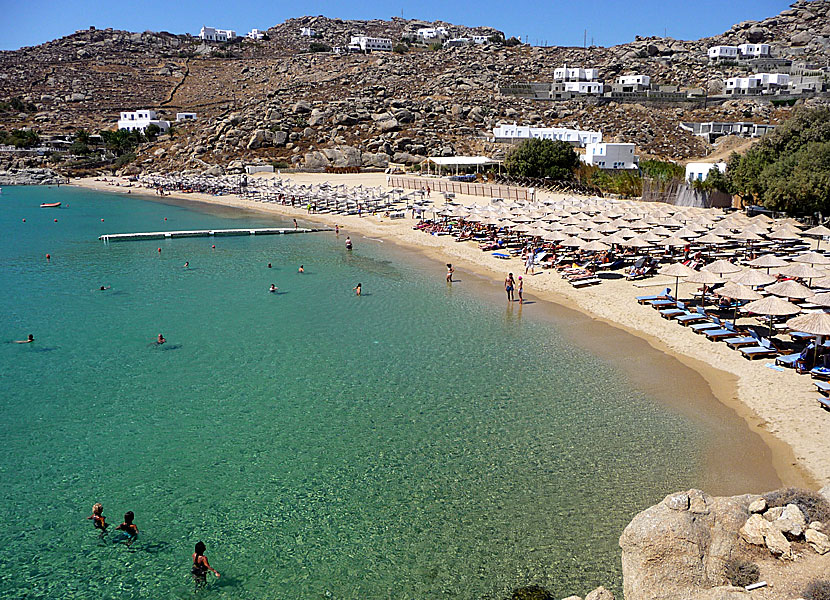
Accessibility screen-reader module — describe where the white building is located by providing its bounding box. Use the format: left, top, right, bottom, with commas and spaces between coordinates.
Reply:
471, 35, 490, 44
246, 29, 265, 40
176, 112, 197, 122
117, 110, 170, 133
685, 162, 727, 182
416, 27, 448, 42
738, 43, 770, 58
300, 27, 316, 37
617, 74, 650, 87
708, 45, 739, 60
199, 26, 236, 42
348, 36, 393, 52
553, 67, 599, 81
563, 81, 604, 94
443, 37, 472, 48
725, 73, 790, 95
582, 143, 638, 170
492, 123, 602, 147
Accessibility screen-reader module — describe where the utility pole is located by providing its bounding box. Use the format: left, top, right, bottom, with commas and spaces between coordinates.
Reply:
584, 29, 587, 49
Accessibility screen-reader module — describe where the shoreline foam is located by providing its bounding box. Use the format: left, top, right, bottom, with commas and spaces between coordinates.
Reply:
74, 174, 825, 490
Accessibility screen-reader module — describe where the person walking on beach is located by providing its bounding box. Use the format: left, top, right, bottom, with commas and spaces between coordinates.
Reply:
192, 541, 220, 589
446, 263, 454, 283
525, 251, 535, 276
517, 276, 524, 304
505, 273, 515, 302
353, 283, 362, 296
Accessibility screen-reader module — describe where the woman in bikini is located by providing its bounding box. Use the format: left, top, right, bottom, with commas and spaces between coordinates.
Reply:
192, 541, 220, 589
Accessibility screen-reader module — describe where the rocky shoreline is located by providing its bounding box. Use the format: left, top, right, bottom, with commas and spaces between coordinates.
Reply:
0, 167, 67, 186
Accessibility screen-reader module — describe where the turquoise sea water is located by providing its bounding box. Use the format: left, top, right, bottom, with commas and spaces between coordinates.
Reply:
0, 186, 706, 599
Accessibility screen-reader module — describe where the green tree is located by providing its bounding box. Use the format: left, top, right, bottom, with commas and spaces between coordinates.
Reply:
100, 129, 145, 156
308, 42, 331, 53
393, 43, 408, 54
69, 140, 91, 155
74, 128, 91, 145
144, 123, 161, 141
504, 138, 580, 179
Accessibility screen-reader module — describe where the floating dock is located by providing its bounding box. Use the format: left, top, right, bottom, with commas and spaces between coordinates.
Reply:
99, 227, 331, 242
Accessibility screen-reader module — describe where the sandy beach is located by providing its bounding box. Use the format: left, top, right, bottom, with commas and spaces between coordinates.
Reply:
74, 173, 829, 490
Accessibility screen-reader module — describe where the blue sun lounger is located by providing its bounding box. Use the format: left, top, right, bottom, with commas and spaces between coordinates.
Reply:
775, 353, 802, 368
739, 338, 779, 360
690, 317, 722, 332
636, 288, 671, 304
492, 252, 510, 259
702, 323, 739, 340
676, 307, 709, 325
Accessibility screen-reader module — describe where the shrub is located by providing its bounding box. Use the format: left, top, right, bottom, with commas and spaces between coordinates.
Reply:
763, 488, 830, 524
393, 43, 408, 54
309, 42, 331, 53
805, 580, 830, 600
144, 123, 161, 141
507, 586, 554, 600
504, 36, 522, 47
270, 160, 290, 169
113, 152, 136, 169
724, 558, 760, 588
504, 138, 579, 180
488, 34, 505, 44
429, 42, 443, 51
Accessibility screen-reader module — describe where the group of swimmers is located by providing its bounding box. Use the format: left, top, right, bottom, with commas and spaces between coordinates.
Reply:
87, 503, 219, 588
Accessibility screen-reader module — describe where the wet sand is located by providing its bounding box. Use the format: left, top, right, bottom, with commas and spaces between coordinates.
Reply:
75, 174, 824, 491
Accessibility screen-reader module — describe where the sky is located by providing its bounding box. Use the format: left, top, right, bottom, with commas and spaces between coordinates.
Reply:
1, 0, 792, 51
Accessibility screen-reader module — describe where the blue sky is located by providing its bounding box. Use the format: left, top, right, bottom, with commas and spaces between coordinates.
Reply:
1, 0, 791, 51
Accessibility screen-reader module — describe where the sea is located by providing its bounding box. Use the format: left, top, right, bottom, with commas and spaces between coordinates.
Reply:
0, 185, 767, 599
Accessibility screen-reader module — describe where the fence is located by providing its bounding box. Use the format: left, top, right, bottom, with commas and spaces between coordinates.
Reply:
389, 176, 532, 201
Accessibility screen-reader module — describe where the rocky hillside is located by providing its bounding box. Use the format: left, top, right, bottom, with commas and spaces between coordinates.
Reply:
1, 1, 829, 174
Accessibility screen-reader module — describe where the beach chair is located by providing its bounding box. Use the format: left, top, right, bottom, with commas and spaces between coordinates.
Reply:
739, 338, 779, 360
689, 317, 721, 333
491, 252, 510, 259
636, 288, 672, 305
816, 380, 830, 395
659, 301, 687, 319
775, 353, 802, 368
702, 322, 739, 340
725, 330, 761, 349
810, 366, 830, 380
676, 307, 709, 325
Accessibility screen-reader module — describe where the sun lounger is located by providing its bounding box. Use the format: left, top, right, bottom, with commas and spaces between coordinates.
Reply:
810, 366, 830, 380
659, 308, 687, 319
814, 380, 830, 395
689, 317, 721, 332
636, 288, 671, 304
702, 326, 738, 340
570, 278, 602, 288
725, 336, 760, 349
739, 338, 779, 360
648, 299, 677, 309
819, 396, 830, 411
676, 308, 709, 325
492, 252, 510, 259
775, 353, 802, 368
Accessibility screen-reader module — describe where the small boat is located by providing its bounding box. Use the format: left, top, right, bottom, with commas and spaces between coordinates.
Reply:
40, 202, 61, 208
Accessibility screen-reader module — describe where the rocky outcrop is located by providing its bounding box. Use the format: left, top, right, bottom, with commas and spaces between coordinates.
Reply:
0, 167, 67, 185
620, 490, 753, 600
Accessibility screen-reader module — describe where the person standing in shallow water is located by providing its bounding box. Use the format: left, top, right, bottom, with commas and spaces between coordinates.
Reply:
192, 541, 220, 589
505, 273, 515, 302
446, 263, 454, 283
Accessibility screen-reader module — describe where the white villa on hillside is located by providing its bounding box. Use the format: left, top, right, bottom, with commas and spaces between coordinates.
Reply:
443, 37, 471, 48
348, 36, 393, 52
492, 123, 602, 147
176, 112, 197, 122
686, 162, 727, 182
246, 29, 265, 40
582, 143, 638, 170
725, 73, 790, 95
552, 66, 603, 94
117, 110, 170, 133
199, 26, 236, 42
416, 27, 448, 42
300, 27, 315, 37
738, 43, 771, 57
554, 67, 600, 82
617, 75, 650, 87
708, 45, 739, 60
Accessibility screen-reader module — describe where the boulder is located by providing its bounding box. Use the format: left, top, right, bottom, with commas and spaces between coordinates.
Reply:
748, 498, 766, 513
378, 117, 400, 132
774, 504, 806, 536
665, 492, 690, 511
308, 110, 326, 127
272, 131, 288, 146
584, 586, 614, 600
805, 527, 830, 554
620, 490, 749, 600
247, 129, 272, 150
762, 506, 784, 521
819, 484, 830, 504
791, 31, 813, 46
746, 27, 768, 43
361, 152, 389, 168
303, 151, 330, 169
739, 514, 768, 546
322, 145, 361, 168
292, 100, 312, 113
203, 165, 224, 177
763, 526, 792, 558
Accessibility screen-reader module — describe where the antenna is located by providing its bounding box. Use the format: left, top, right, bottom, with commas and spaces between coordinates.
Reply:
583, 29, 587, 49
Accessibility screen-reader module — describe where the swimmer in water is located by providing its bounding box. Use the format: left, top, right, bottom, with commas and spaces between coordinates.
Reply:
99, 285, 111, 291
13, 334, 34, 344
269, 284, 278, 293
345, 237, 352, 250
192, 541, 220, 589
353, 283, 362, 296
114, 511, 138, 546
267, 263, 272, 269
298, 265, 304, 273
87, 503, 108, 537
335, 224, 340, 236
156, 333, 166, 345
183, 261, 189, 269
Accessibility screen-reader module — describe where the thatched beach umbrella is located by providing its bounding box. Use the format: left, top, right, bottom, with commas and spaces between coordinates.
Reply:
812, 293, 830, 308
803, 225, 830, 249
784, 311, 830, 361
717, 282, 763, 324
765, 279, 815, 300
792, 251, 830, 266
659, 262, 696, 298
732, 269, 776, 288
687, 269, 723, 306
748, 254, 789, 274
777, 262, 826, 284
744, 296, 802, 336
582, 240, 611, 253
703, 259, 741, 277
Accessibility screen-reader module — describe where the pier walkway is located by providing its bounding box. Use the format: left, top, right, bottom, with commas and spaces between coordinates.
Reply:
99, 227, 331, 242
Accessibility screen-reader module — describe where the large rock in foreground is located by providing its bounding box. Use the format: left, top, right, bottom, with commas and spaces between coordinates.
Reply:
620, 490, 752, 600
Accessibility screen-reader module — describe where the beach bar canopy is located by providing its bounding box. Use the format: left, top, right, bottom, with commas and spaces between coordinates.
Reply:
422, 156, 502, 176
